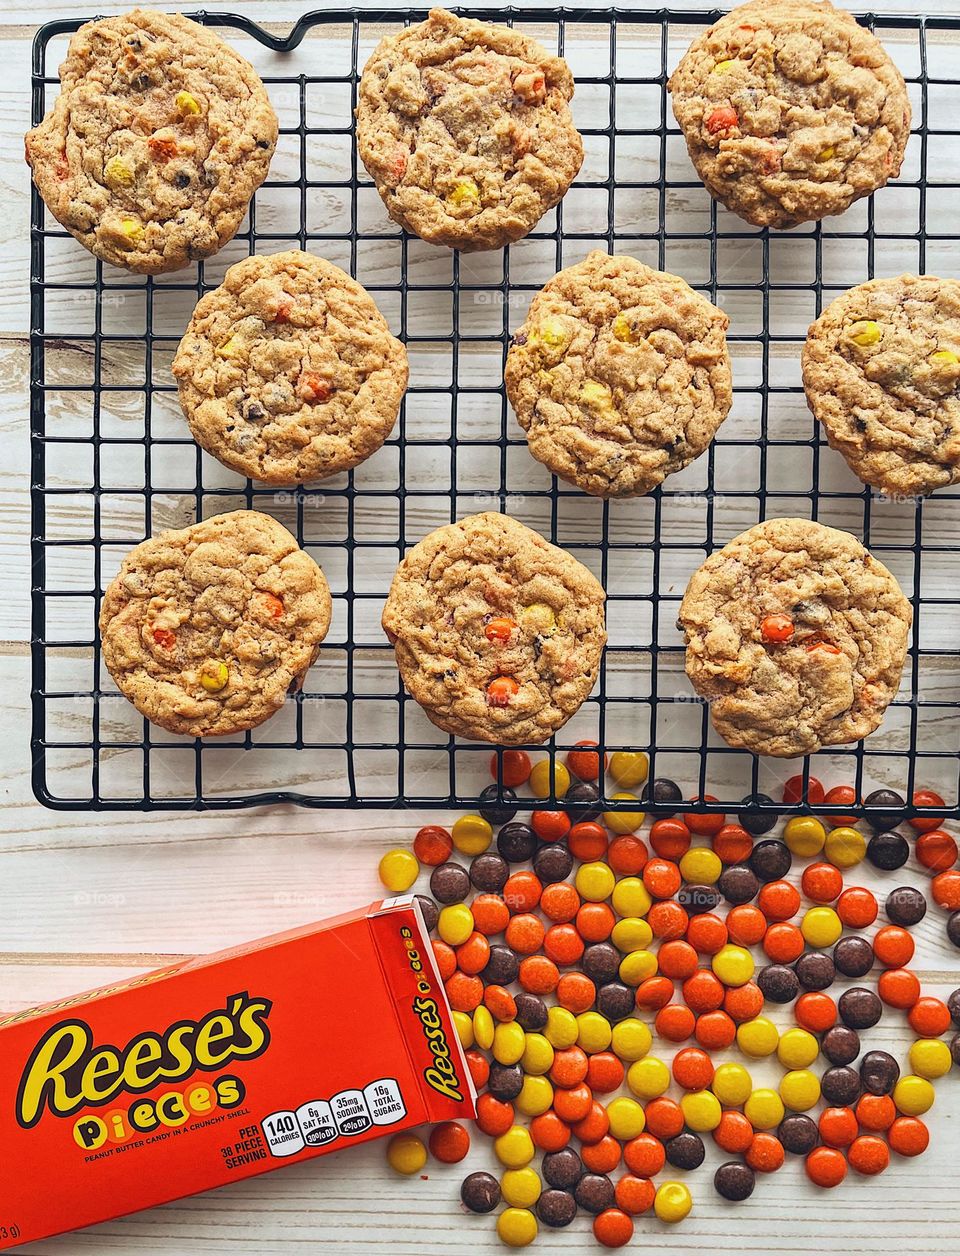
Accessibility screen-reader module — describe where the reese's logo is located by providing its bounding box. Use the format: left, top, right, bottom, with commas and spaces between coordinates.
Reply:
412, 995, 463, 1102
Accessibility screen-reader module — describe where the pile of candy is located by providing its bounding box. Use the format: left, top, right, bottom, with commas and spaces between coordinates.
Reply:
377, 748, 960, 1248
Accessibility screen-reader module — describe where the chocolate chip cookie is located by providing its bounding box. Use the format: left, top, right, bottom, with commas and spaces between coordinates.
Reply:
504, 251, 733, 497
668, 0, 911, 228
26, 9, 277, 274
173, 251, 408, 485
678, 518, 911, 757
100, 510, 332, 737
382, 513, 606, 744
803, 274, 960, 498
356, 7, 583, 250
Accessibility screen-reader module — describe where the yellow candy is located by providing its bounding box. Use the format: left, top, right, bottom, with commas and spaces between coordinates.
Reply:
627, 1055, 670, 1100
521, 603, 557, 637
619, 949, 658, 987
120, 216, 142, 241
452, 1010, 473, 1049
176, 89, 201, 115
609, 750, 648, 789
612, 312, 642, 344
611, 1017, 652, 1062
521, 1032, 554, 1076
386, 1132, 427, 1175
712, 58, 736, 73
783, 815, 826, 857
537, 317, 570, 350
801, 906, 843, 949
779, 1069, 821, 1112
711, 1061, 753, 1107
437, 903, 474, 946
737, 1016, 780, 1058
104, 155, 134, 187
849, 319, 883, 347
654, 1181, 692, 1223
681, 1088, 722, 1132
494, 1125, 535, 1168
501, 1168, 542, 1208
497, 1207, 538, 1248
216, 335, 242, 359
824, 826, 866, 870
449, 177, 480, 208
200, 661, 229, 692
607, 1096, 646, 1140
611, 916, 653, 952
604, 792, 644, 834
516, 1074, 554, 1117
576, 861, 616, 903
893, 1074, 935, 1116
909, 1039, 952, 1080
679, 847, 722, 885
493, 1021, 526, 1066
744, 1087, 785, 1130
711, 944, 754, 987
577, 1011, 613, 1054
544, 1005, 578, 1049
451, 813, 492, 855
777, 1028, 819, 1070
580, 380, 613, 409
611, 876, 652, 918
378, 847, 419, 893
817, 145, 836, 161
473, 1004, 495, 1051
528, 758, 569, 799
930, 348, 959, 365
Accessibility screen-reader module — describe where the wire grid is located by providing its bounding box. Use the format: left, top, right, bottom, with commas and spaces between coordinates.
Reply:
30, 8, 960, 816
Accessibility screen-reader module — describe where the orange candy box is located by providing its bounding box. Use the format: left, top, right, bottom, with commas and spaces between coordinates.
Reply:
0, 897, 475, 1249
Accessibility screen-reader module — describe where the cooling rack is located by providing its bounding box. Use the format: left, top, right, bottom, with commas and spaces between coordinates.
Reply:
30, 8, 960, 816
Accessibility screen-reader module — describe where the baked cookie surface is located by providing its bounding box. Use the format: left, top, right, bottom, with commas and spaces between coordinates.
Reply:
668, 0, 910, 228
356, 7, 583, 250
678, 518, 911, 757
26, 8, 277, 274
504, 251, 732, 497
382, 513, 606, 744
802, 274, 960, 498
100, 510, 332, 737
173, 251, 408, 485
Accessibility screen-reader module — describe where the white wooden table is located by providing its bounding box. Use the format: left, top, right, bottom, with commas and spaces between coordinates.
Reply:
4, 1, 960, 1251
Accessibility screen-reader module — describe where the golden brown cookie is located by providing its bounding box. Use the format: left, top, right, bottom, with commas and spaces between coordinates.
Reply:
100, 511, 331, 737
356, 7, 583, 250
382, 513, 606, 744
26, 9, 277, 274
505, 251, 732, 496
678, 518, 911, 757
172, 251, 408, 485
802, 274, 960, 498
668, 0, 910, 228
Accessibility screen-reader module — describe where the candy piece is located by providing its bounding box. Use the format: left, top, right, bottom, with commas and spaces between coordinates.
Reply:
706, 106, 738, 133
487, 676, 520, 706
760, 613, 794, 643
120, 217, 143, 241
609, 750, 648, 789
152, 627, 176, 649
512, 68, 547, 104
378, 848, 419, 892
261, 592, 284, 618
176, 89, 201, 115
612, 313, 641, 344
817, 145, 836, 162
104, 155, 134, 187
148, 134, 178, 161
386, 1132, 427, 1175
485, 616, 516, 643
296, 371, 332, 403
521, 602, 557, 636
497, 1207, 538, 1247
849, 319, 882, 346
712, 59, 736, 74
449, 177, 480, 209
929, 348, 959, 365
461, 1170, 501, 1213
199, 661, 229, 692
653, 1180, 692, 1223
580, 380, 614, 409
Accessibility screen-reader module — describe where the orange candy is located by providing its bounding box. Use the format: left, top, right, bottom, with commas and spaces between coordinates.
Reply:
556, 971, 597, 1013
649, 818, 691, 861
672, 1046, 715, 1090
932, 869, 960, 911
540, 881, 581, 923
432, 939, 457, 980
577, 901, 616, 942
823, 784, 859, 826
723, 981, 764, 1024
455, 932, 491, 975
819, 1106, 858, 1148
655, 1003, 696, 1042
760, 613, 794, 643
848, 1134, 889, 1176
647, 900, 689, 940
682, 969, 725, 1013
801, 862, 844, 904
877, 967, 921, 1009
657, 939, 699, 980
711, 824, 754, 865
696, 1010, 737, 1050
614, 1173, 656, 1216
643, 858, 682, 900
572, 1100, 610, 1145
554, 1082, 593, 1123
518, 954, 560, 994
543, 923, 584, 966
762, 922, 804, 964
413, 825, 453, 865
888, 1115, 930, 1157
635, 976, 675, 1011
806, 1146, 847, 1188
551, 1046, 589, 1089
726, 904, 768, 947
470, 893, 510, 936
714, 1109, 754, 1154
505, 913, 545, 955
836, 886, 878, 928
915, 829, 957, 872
643, 1097, 684, 1140
684, 796, 726, 836
795, 991, 837, 1033
569, 822, 609, 863
783, 774, 824, 806
532, 809, 571, 843
909, 789, 946, 832
746, 1132, 785, 1173
486, 675, 519, 706
484, 984, 517, 1022
490, 749, 531, 787
429, 1121, 471, 1163
587, 1052, 625, 1094
503, 871, 543, 913
873, 925, 915, 968
907, 996, 952, 1037
582, 1135, 622, 1174
608, 834, 649, 875
464, 1048, 489, 1090
484, 616, 516, 643
686, 912, 728, 955
530, 1110, 571, 1153
566, 740, 607, 782
623, 1133, 666, 1177
593, 1207, 634, 1248
856, 1094, 896, 1132
445, 971, 483, 1012
475, 1093, 514, 1137
758, 879, 801, 922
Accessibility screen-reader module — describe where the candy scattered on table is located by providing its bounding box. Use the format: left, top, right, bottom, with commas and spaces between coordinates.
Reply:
379, 762, 958, 1246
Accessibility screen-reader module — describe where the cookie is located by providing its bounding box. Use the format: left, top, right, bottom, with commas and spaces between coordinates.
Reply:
356, 7, 583, 251
668, 0, 910, 228
382, 513, 606, 744
678, 518, 911, 757
504, 251, 733, 497
172, 251, 408, 485
99, 510, 331, 737
26, 9, 277, 274
802, 274, 960, 498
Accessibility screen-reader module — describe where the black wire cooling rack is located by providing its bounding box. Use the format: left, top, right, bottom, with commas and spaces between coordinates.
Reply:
30, 8, 960, 816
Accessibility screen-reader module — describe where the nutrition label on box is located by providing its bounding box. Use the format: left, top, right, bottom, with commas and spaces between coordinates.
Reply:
261, 1079, 405, 1158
